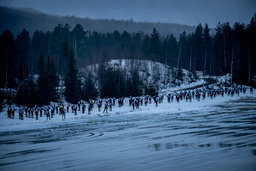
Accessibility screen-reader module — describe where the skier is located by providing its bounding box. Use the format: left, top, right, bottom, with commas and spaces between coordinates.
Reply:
231, 89, 235, 97
167, 93, 171, 103
135, 98, 139, 109
40, 107, 43, 117
109, 100, 113, 111
171, 95, 174, 102
121, 97, 124, 106
176, 94, 179, 103
62, 109, 66, 120
82, 103, 85, 114
145, 97, 148, 106
119, 98, 123, 107
78, 101, 81, 111
186, 95, 189, 102
98, 101, 102, 112
7, 105, 11, 118
103, 102, 108, 113
31, 107, 34, 118
129, 96, 132, 106
59, 104, 64, 115
43, 107, 47, 115
19, 108, 24, 120
71, 105, 74, 113
88, 103, 92, 115
132, 99, 135, 110
74, 105, 77, 115
51, 106, 55, 118
11, 107, 15, 119
155, 97, 159, 107
202, 91, 206, 100
67, 104, 70, 113
25, 106, 28, 117
28, 108, 31, 118
242, 87, 246, 94
46, 108, 51, 120
188, 93, 192, 102
113, 97, 116, 106
221, 89, 224, 97
56, 105, 59, 114
35, 108, 39, 120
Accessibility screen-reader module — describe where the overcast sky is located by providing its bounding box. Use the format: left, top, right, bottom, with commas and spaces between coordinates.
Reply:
1, 0, 255, 27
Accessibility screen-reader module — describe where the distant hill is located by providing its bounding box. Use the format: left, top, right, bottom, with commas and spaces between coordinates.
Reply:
82, 59, 196, 90
0, 6, 196, 38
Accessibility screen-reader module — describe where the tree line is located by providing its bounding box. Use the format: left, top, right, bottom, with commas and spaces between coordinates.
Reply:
0, 6, 195, 38
0, 14, 256, 106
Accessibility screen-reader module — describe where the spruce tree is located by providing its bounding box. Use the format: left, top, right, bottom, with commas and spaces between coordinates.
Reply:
37, 53, 47, 105
63, 39, 81, 104
0, 30, 15, 88
131, 68, 143, 96
141, 34, 151, 57
15, 29, 31, 83
203, 23, 211, 75
72, 24, 88, 59
45, 56, 58, 102
193, 24, 203, 71
150, 28, 161, 60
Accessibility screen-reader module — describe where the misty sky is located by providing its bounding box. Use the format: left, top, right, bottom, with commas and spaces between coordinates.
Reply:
1, 0, 255, 27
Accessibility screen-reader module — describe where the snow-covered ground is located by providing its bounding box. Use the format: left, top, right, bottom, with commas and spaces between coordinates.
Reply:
0, 87, 256, 171
81, 59, 196, 90
0, 86, 253, 130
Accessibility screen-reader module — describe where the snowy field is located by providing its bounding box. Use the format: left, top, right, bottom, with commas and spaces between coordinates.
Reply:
0, 89, 256, 171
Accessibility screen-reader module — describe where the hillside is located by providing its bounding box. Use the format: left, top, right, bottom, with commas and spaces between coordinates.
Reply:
81, 59, 197, 91
0, 6, 196, 37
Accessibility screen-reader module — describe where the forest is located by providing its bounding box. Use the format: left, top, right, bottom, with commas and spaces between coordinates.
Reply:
0, 7, 195, 38
0, 12, 256, 107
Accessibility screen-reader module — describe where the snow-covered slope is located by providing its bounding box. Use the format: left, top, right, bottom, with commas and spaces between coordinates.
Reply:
81, 59, 197, 90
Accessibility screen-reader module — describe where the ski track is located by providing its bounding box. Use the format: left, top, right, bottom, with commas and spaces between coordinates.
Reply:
0, 92, 256, 171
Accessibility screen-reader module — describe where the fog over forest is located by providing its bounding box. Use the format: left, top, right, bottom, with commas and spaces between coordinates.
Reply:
1, 0, 255, 28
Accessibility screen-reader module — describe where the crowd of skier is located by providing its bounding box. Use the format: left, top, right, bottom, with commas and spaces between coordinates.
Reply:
6, 86, 254, 120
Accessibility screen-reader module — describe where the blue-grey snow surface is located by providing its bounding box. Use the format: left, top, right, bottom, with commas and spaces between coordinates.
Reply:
0, 93, 256, 171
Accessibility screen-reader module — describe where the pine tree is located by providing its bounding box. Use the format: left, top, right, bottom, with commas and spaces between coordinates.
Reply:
131, 68, 143, 96
203, 23, 211, 76
222, 22, 232, 74
15, 29, 31, 83
63, 39, 81, 104
37, 54, 48, 105
178, 31, 189, 70
247, 15, 256, 85
31, 30, 48, 74
0, 30, 15, 88
232, 22, 245, 84
214, 22, 224, 75
72, 24, 88, 59
141, 34, 151, 57
150, 28, 161, 60
193, 24, 203, 71
45, 56, 58, 102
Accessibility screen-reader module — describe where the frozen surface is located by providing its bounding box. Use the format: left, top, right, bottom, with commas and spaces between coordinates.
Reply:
0, 90, 256, 171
